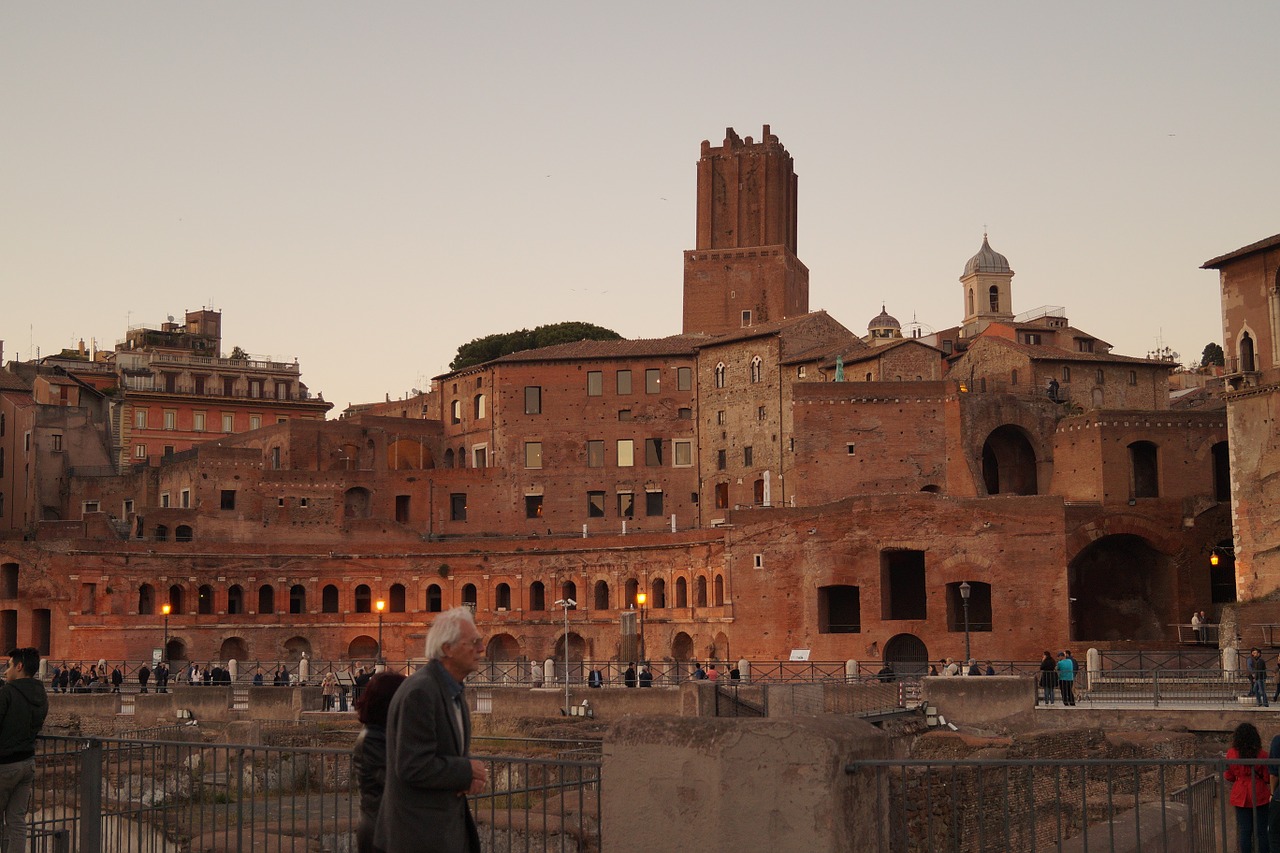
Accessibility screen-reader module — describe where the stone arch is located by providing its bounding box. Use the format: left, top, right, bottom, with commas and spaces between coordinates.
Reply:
344, 487, 372, 519
175, 525, 194, 542
652, 578, 667, 609
1240, 330, 1256, 372
283, 636, 311, 661
138, 583, 156, 615
348, 635, 379, 659
258, 584, 275, 614
624, 578, 639, 608
711, 631, 730, 661
289, 584, 306, 614
219, 636, 249, 662
168, 584, 185, 614
486, 633, 521, 660
389, 582, 406, 612
495, 582, 511, 611
426, 584, 443, 612
1068, 534, 1174, 642
675, 577, 688, 608
443, 448, 455, 469
671, 631, 694, 660
554, 632, 588, 661
354, 584, 372, 613
981, 424, 1038, 496
165, 638, 187, 663
593, 579, 609, 610
884, 633, 929, 677
227, 584, 244, 615
322, 584, 339, 613
695, 576, 708, 607
197, 584, 215, 615
714, 575, 724, 606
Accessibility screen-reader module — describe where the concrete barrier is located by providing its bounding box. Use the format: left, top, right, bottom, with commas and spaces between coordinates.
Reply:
921, 675, 1035, 724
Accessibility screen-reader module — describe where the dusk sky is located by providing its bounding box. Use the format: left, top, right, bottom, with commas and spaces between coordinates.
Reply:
4, 4, 1277, 411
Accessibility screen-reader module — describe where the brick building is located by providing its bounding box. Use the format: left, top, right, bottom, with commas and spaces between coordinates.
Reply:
0, 127, 1231, 675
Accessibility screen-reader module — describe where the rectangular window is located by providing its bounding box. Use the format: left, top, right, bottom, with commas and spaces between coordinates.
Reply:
1024, 332, 1042, 345
1095, 369, 1105, 384
163, 445, 174, 457
617, 492, 634, 518
450, 400, 461, 423
300, 497, 309, 507
741, 310, 752, 327
1063, 366, 1071, 382
193, 412, 206, 432
222, 413, 234, 432
83, 501, 99, 515
717, 449, 726, 470
123, 499, 134, 516
250, 415, 261, 430
223, 377, 235, 396
587, 440, 604, 468
249, 380, 262, 399
472, 446, 487, 468
716, 410, 725, 425
51, 434, 63, 452
1128, 370, 1138, 385
164, 410, 176, 430
645, 369, 660, 394
270, 447, 281, 469
646, 491, 664, 516
616, 370, 632, 394
524, 386, 542, 415
220, 490, 236, 510
524, 442, 543, 469
618, 409, 632, 421
450, 493, 467, 521
1078, 339, 1094, 353
674, 440, 693, 467
161, 492, 170, 508
181, 489, 190, 508
617, 439, 634, 467
757, 406, 766, 421
677, 367, 692, 391
396, 494, 411, 523
587, 491, 606, 518
678, 407, 692, 419
587, 371, 603, 396
645, 438, 663, 466
525, 495, 543, 519
797, 366, 807, 379
135, 444, 147, 459
134, 410, 148, 429
744, 446, 753, 466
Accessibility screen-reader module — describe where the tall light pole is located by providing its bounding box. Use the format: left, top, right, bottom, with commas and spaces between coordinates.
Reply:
635, 592, 647, 664
959, 581, 972, 664
554, 598, 575, 716
161, 603, 171, 661
375, 599, 386, 669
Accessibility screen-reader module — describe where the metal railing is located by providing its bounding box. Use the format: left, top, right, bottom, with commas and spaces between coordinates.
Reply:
30, 734, 600, 853
847, 757, 1230, 852
1081, 668, 1256, 707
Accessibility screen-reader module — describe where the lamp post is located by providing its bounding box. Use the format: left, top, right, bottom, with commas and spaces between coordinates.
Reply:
635, 592, 647, 664
375, 599, 386, 668
554, 598, 575, 716
161, 603, 171, 661
959, 581, 972, 664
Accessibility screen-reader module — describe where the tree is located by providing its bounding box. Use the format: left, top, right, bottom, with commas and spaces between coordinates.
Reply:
450, 322, 622, 370
1200, 342, 1224, 368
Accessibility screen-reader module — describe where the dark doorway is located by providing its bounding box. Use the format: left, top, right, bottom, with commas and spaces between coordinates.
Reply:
1069, 534, 1174, 641
981, 426, 1038, 495
881, 550, 927, 620
884, 633, 929, 677
818, 585, 861, 633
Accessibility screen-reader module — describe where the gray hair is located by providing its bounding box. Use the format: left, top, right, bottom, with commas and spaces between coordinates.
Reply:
425, 606, 477, 661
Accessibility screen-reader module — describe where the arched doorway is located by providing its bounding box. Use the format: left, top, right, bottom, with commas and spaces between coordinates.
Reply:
553, 632, 588, 684
348, 635, 379, 660
344, 487, 372, 519
484, 633, 523, 683
1069, 534, 1174, 641
219, 637, 249, 663
165, 638, 187, 663
486, 634, 521, 660
671, 632, 693, 661
711, 632, 730, 662
981, 425, 1038, 495
884, 633, 929, 677
283, 636, 312, 661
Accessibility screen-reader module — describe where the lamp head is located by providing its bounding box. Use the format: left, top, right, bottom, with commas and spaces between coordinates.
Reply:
636, 592, 647, 606
162, 603, 171, 616
1210, 552, 1220, 566
376, 599, 386, 613
959, 581, 971, 600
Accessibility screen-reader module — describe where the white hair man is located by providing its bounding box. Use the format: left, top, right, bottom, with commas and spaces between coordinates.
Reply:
374, 607, 487, 853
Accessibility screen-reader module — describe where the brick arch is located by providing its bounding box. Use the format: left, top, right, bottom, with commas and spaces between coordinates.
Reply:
1065, 513, 1181, 563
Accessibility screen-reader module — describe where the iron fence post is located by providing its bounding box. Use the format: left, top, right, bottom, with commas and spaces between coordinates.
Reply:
79, 739, 102, 853
1153, 670, 1160, 707
236, 747, 246, 853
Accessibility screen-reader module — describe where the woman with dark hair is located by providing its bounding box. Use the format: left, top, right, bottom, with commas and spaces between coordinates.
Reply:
1225, 721, 1271, 853
352, 671, 407, 853
1038, 651, 1057, 705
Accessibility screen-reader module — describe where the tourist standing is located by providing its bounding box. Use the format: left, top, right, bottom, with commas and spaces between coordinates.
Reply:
1248, 648, 1269, 707
1225, 721, 1271, 853
110, 666, 123, 693
0, 647, 49, 853
1055, 652, 1075, 706
137, 663, 151, 694
639, 665, 653, 687
623, 663, 636, 688
321, 673, 339, 712
1191, 610, 1204, 644
352, 672, 407, 853
374, 607, 487, 853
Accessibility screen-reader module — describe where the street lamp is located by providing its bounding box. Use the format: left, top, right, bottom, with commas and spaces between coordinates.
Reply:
375, 599, 386, 668
161, 603, 171, 660
959, 581, 972, 664
554, 598, 576, 717
635, 592, 647, 664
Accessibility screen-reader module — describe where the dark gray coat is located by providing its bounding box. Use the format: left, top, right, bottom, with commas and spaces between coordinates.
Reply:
373, 660, 479, 853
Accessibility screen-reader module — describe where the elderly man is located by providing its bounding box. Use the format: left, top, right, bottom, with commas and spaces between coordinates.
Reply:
375, 607, 487, 853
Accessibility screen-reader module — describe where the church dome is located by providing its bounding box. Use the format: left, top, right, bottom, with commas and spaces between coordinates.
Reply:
868, 306, 901, 333
962, 235, 1012, 277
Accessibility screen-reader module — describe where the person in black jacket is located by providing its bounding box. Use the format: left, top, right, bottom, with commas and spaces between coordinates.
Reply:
0, 647, 50, 852
352, 672, 407, 853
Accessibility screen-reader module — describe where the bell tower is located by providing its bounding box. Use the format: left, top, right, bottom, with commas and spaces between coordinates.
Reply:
682, 126, 810, 335
959, 234, 1015, 338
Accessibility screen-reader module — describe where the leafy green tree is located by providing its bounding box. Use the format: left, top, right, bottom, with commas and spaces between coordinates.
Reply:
1200, 342, 1224, 368
450, 322, 621, 370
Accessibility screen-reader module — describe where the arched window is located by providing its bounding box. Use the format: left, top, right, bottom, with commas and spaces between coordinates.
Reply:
389, 583, 406, 612
750, 357, 762, 383
462, 584, 477, 608
322, 584, 339, 613
426, 584, 443, 612
561, 581, 577, 607
967, 288, 975, 316
258, 584, 274, 614
450, 399, 461, 423
652, 578, 666, 609
155, 525, 169, 542
168, 584, 185, 614
675, 577, 688, 608
289, 584, 306, 614
594, 580, 609, 610
227, 584, 243, 615
457, 446, 466, 468
714, 363, 726, 389
530, 581, 545, 611
443, 448, 455, 468
175, 525, 193, 542
138, 583, 155, 615
1241, 332, 1256, 372
1010, 369, 1018, 386
624, 578, 639, 608
714, 575, 724, 606
354, 584, 371, 613
495, 583, 511, 610
989, 285, 1000, 312
696, 576, 708, 607
474, 394, 486, 419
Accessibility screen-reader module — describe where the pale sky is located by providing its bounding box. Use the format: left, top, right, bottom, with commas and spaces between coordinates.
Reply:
4, 3, 1277, 411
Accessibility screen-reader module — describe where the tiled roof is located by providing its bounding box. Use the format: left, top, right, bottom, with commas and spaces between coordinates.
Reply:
836, 338, 942, 367
973, 336, 1168, 366
0, 370, 31, 392
485, 334, 708, 365
1202, 233, 1280, 269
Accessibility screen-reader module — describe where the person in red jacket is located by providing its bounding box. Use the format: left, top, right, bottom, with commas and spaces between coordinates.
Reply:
1225, 722, 1271, 853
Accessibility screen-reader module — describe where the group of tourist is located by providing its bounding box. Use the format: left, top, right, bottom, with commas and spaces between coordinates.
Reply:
1244, 648, 1280, 708
1036, 650, 1079, 705
931, 658, 998, 677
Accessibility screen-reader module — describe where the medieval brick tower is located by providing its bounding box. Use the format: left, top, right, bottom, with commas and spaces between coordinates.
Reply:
682, 126, 810, 335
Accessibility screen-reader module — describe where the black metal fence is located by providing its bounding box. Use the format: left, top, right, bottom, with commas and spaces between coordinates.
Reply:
29, 733, 601, 852
846, 757, 1234, 852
